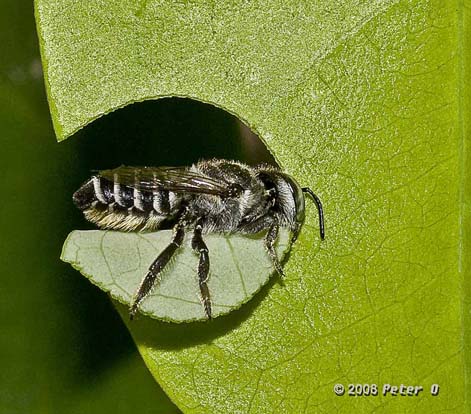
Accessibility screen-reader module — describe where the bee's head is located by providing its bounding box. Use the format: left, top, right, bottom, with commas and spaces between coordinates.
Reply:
257, 168, 324, 242
256, 170, 304, 234
276, 172, 306, 236
73, 178, 95, 210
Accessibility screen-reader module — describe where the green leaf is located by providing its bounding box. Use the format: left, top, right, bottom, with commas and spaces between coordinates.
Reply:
61, 229, 291, 322
1, 2, 180, 413
36, 0, 469, 413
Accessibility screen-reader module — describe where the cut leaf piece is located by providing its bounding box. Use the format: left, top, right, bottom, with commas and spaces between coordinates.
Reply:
61, 229, 290, 322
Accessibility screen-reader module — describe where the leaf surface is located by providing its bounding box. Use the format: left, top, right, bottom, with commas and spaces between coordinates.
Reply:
36, 0, 469, 413
1, 2, 180, 413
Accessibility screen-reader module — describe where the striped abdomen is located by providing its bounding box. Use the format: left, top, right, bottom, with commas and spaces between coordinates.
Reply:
73, 176, 182, 231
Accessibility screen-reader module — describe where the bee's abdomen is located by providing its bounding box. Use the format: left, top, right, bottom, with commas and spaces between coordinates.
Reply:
73, 176, 180, 231
74, 177, 119, 209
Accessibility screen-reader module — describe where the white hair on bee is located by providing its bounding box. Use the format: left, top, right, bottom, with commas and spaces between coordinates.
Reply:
273, 177, 297, 226
84, 205, 165, 232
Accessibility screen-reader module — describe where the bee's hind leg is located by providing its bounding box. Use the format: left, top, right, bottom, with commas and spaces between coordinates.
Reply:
266, 220, 285, 278
191, 219, 212, 319
129, 224, 185, 319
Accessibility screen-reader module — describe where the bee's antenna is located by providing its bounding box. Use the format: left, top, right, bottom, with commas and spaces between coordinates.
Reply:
302, 187, 325, 240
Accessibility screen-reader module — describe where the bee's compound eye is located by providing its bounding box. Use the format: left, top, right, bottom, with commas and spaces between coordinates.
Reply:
280, 174, 305, 224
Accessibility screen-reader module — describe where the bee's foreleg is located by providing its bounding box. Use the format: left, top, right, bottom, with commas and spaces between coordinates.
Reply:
129, 224, 185, 319
265, 220, 285, 278
191, 219, 212, 320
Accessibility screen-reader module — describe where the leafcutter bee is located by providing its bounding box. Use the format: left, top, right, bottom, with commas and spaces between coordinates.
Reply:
73, 159, 324, 319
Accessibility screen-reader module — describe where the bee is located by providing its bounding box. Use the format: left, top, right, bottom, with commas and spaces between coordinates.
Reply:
73, 159, 324, 320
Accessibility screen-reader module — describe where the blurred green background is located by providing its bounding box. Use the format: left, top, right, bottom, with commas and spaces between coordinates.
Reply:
0, 2, 274, 413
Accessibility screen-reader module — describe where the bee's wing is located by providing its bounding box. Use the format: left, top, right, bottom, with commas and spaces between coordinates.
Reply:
99, 166, 231, 196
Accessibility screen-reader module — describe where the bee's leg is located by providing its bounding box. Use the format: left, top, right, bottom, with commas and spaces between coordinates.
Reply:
238, 216, 284, 276
265, 220, 285, 278
129, 224, 185, 319
191, 220, 212, 319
